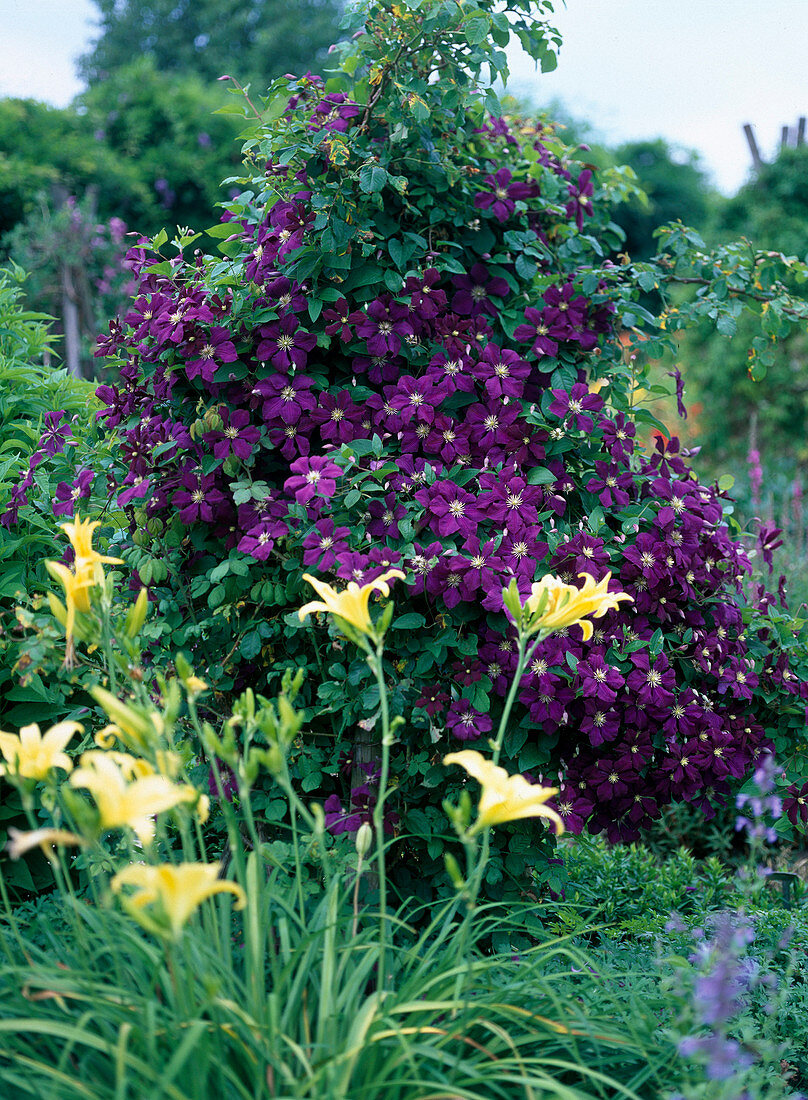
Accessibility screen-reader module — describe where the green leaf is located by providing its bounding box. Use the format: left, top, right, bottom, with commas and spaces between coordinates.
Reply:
392, 612, 425, 630
388, 238, 407, 270
358, 164, 388, 194
515, 254, 537, 280
208, 584, 227, 609
240, 631, 262, 660
637, 271, 657, 292
527, 467, 556, 485
384, 269, 403, 293
143, 261, 173, 277
205, 222, 240, 239
464, 14, 491, 44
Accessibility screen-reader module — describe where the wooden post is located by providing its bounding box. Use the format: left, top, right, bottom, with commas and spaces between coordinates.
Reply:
60, 264, 82, 379
798, 117, 806, 146
743, 123, 763, 168
351, 722, 381, 888
50, 184, 82, 379
781, 125, 791, 149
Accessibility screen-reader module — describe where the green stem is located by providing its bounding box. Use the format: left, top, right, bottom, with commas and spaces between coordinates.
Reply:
490, 632, 545, 765
369, 644, 391, 993
452, 627, 548, 1006
289, 795, 306, 922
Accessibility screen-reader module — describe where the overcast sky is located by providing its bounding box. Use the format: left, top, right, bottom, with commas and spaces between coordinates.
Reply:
1, 0, 806, 193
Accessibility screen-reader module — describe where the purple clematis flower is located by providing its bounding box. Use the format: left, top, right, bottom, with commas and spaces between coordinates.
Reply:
53, 467, 95, 516
256, 314, 317, 370
473, 168, 538, 223
205, 408, 261, 461
451, 263, 510, 316
185, 326, 239, 383
548, 383, 604, 433
284, 454, 342, 505
446, 700, 492, 741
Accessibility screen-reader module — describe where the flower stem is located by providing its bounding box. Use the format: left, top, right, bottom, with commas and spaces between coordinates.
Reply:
369, 643, 391, 993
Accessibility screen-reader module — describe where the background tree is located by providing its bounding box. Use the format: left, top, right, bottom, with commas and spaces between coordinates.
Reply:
674, 145, 808, 486
610, 138, 717, 260
0, 98, 142, 244
79, 0, 346, 91
721, 144, 808, 259
76, 59, 245, 235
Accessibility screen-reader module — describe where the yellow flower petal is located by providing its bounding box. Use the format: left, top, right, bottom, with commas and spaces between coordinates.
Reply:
523, 571, 632, 638
0, 721, 82, 780
444, 750, 564, 836
6, 827, 84, 861
70, 754, 197, 844
60, 514, 123, 566
112, 862, 246, 937
298, 569, 406, 637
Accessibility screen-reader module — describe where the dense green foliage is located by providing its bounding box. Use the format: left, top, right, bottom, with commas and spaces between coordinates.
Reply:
0, 74, 242, 249
0, 98, 138, 244
0, 266, 114, 893
558, 844, 808, 1089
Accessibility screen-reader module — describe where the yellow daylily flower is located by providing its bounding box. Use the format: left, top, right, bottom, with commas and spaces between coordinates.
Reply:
78, 748, 158, 779
298, 569, 406, 638
90, 734, 184, 780
523, 571, 632, 641
0, 721, 82, 780
69, 752, 199, 844
6, 827, 84, 861
45, 513, 123, 662
111, 862, 246, 938
444, 750, 564, 836
45, 560, 96, 645
60, 514, 123, 568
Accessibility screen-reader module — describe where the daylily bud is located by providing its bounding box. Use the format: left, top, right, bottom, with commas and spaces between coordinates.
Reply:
123, 587, 149, 639
47, 592, 68, 630
90, 686, 158, 753
310, 802, 325, 836
444, 852, 465, 891
501, 578, 524, 626
174, 652, 194, 681
355, 822, 373, 858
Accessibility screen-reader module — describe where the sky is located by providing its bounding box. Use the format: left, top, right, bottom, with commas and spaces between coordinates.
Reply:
1, 0, 806, 194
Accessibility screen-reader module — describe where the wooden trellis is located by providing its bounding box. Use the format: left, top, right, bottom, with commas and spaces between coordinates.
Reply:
743, 116, 806, 169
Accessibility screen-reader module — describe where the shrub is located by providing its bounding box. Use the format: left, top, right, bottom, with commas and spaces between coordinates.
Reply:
0, 264, 121, 894
87, 0, 808, 901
